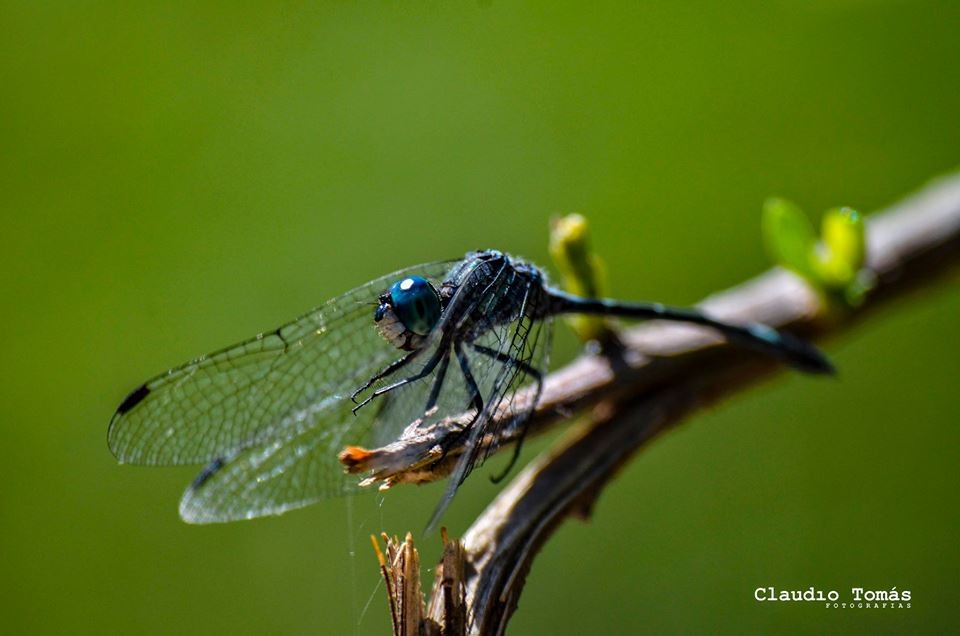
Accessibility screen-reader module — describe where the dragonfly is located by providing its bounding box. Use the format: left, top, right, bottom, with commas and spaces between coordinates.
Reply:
109, 249, 832, 526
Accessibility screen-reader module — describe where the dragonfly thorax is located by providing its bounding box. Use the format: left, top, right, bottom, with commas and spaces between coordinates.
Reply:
375, 276, 442, 351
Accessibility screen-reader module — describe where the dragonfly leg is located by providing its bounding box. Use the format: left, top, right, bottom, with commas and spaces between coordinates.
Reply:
424, 350, 452, 413
351, 347, 446, 414
350, 350, 419, 402
471, 343, 544, 483
455, 343, 484, 420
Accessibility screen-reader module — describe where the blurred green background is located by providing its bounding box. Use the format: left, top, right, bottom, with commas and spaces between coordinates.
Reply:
2, 1, 958, 634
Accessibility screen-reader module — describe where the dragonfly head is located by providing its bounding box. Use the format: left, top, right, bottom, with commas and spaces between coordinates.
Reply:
375, 276, 442, 350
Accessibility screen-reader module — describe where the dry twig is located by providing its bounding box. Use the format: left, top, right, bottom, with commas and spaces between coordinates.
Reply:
361, 174, 960, 635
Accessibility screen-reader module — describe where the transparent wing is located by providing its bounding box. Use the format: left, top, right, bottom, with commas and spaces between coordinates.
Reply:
108, 260, 457, 466
178, 391, 364, 522
178, 328, 458, 523
178, 261, 552, 524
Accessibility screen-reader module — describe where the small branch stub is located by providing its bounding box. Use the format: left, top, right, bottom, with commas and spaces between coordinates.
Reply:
373, 529, 467, 636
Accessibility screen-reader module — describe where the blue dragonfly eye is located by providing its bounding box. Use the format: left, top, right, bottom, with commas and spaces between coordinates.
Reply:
387, 276, 441, 336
